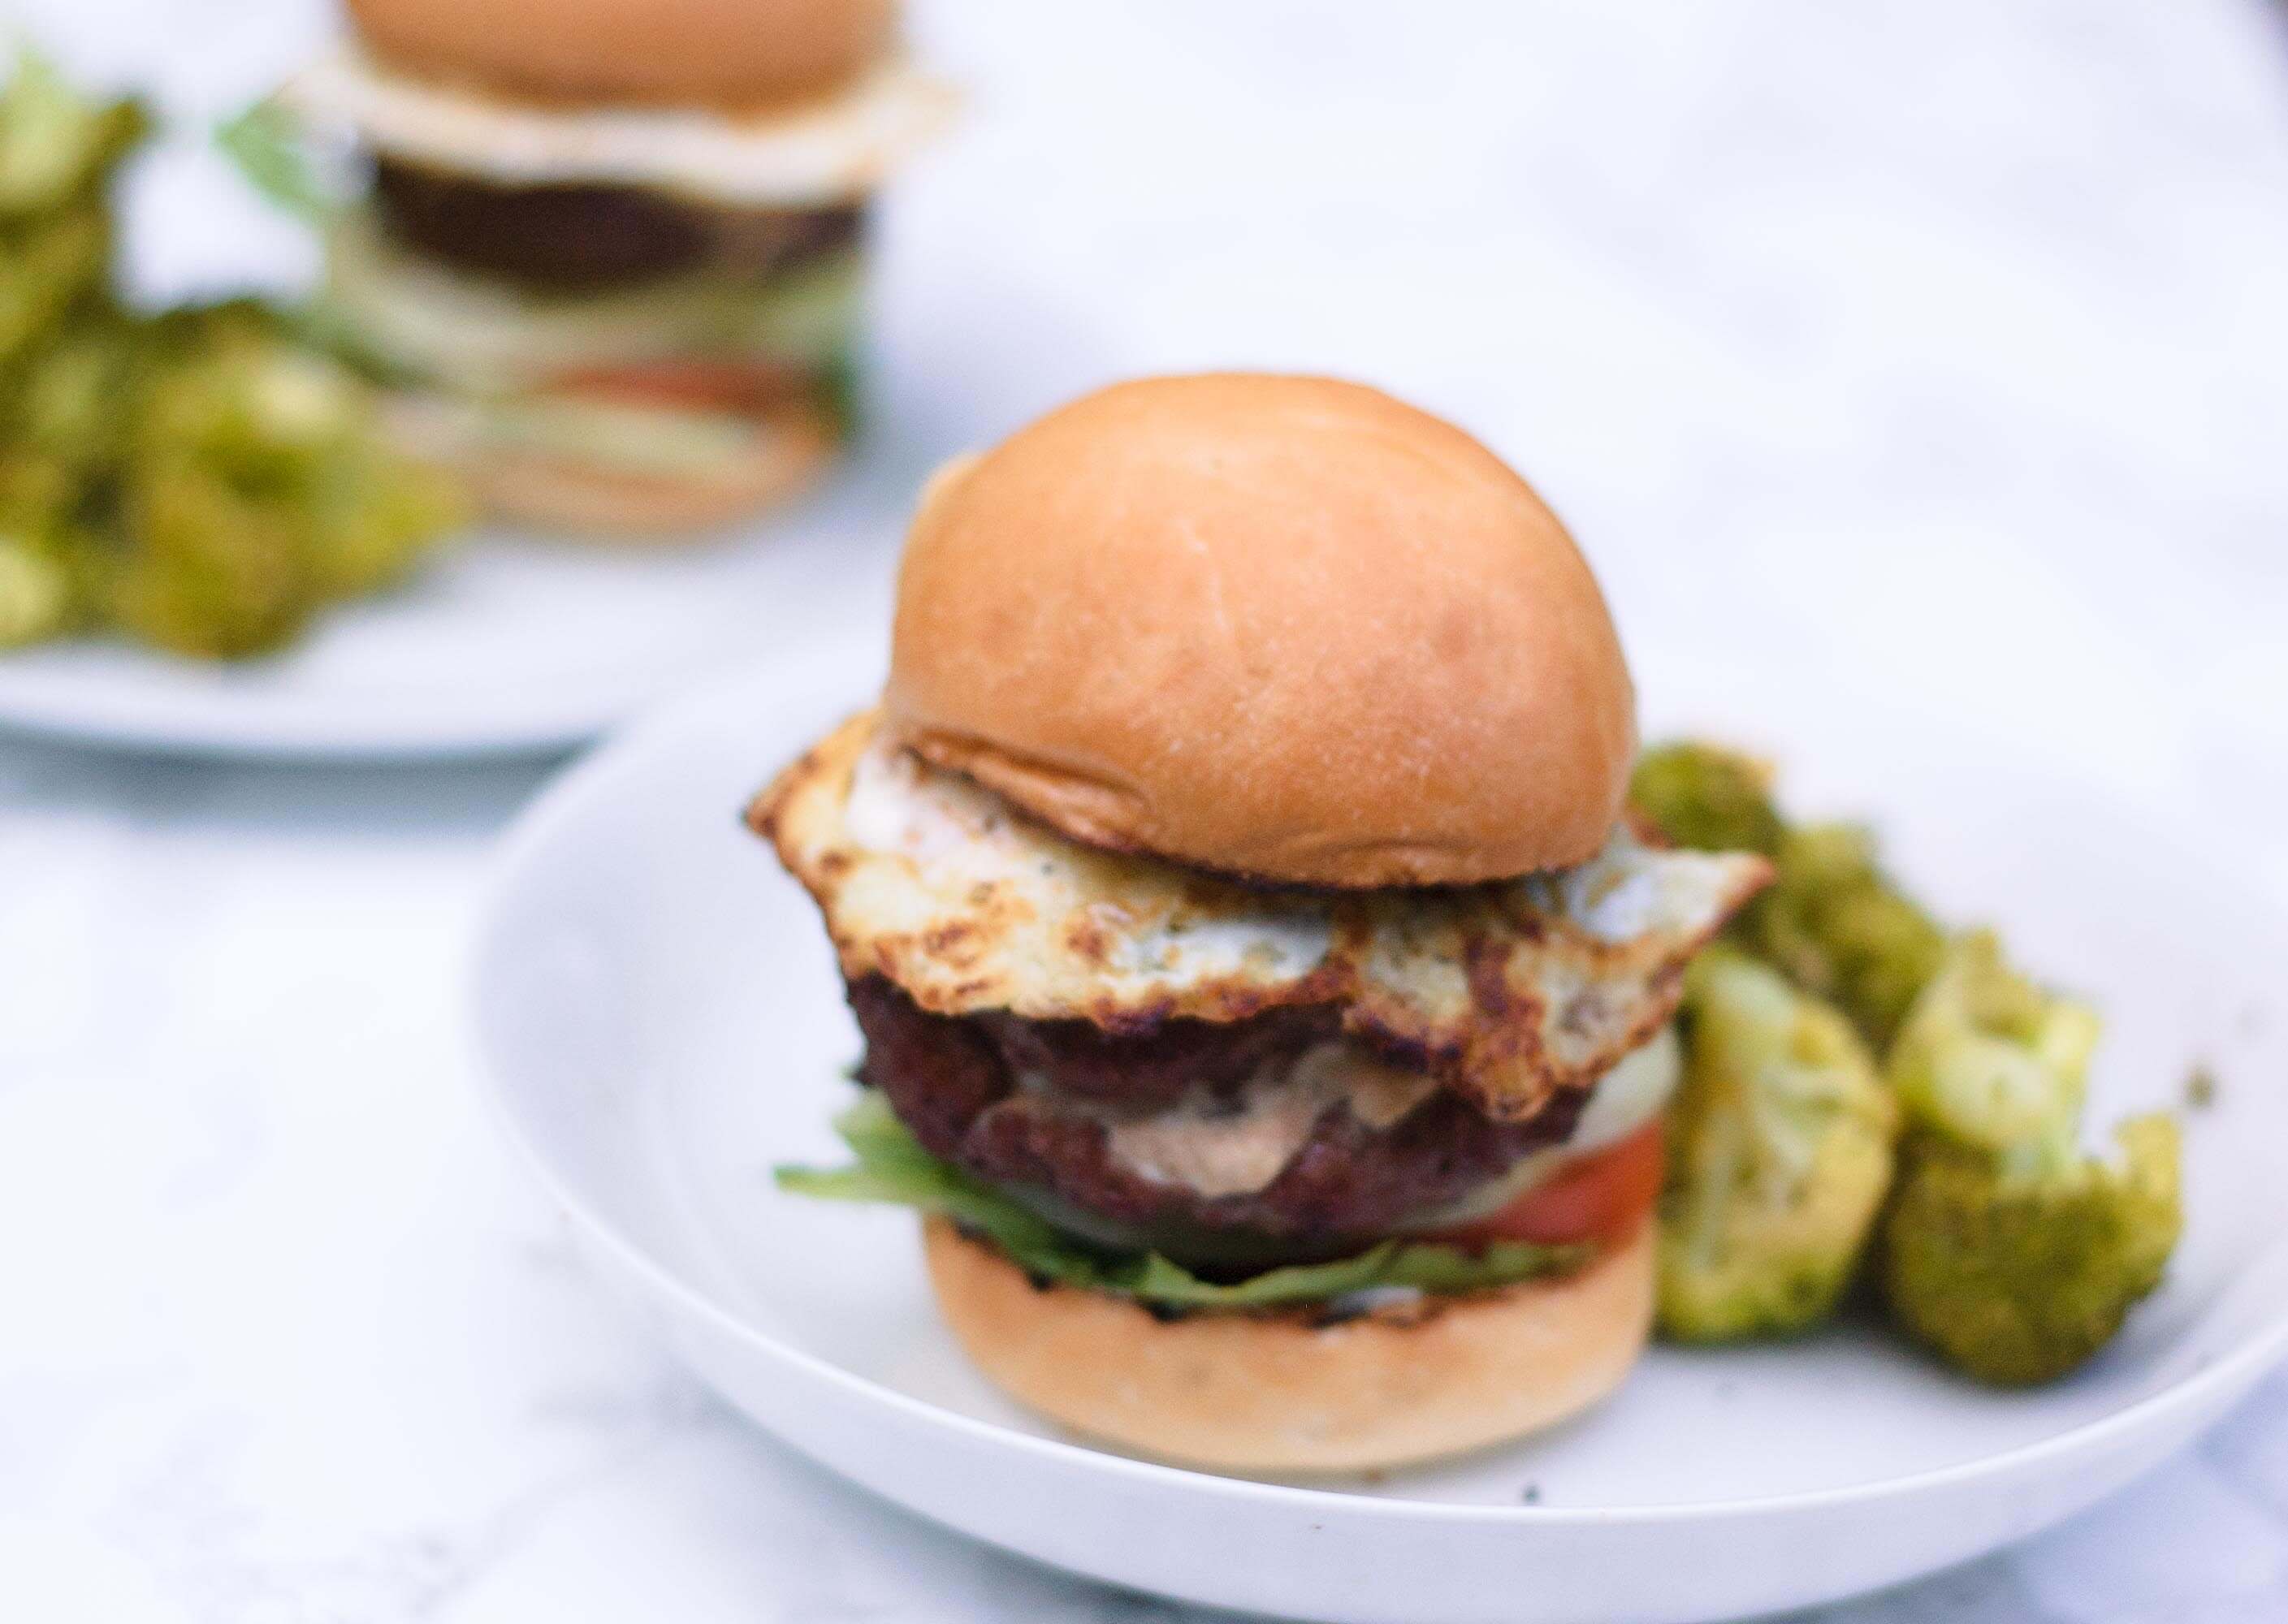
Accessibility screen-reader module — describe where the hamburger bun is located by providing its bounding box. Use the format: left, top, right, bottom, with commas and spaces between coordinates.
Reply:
383, 391, 839, 538
344, 0, 896, 110
884, 374, 1636, 889
923, 1215, 1654, 1473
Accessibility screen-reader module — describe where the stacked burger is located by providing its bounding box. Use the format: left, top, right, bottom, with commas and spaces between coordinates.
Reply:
270, 0, 951, 533
758, 376, 1771, 1472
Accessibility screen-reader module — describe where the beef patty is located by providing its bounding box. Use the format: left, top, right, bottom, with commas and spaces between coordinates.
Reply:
371, 159, 865, 292
847, 975, 1582, 1268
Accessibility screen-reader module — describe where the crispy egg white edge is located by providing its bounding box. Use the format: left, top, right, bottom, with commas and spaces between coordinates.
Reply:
833, 726, 1343, 1000
783, 719, 1764, 1032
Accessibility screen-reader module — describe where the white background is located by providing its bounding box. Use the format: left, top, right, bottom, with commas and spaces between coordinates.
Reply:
6, 1, 2288, 1619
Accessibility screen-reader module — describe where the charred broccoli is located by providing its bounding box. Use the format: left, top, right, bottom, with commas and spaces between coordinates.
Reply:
0, 51, 145, 370
0, 50, 465, 659
1641, 747, 2188, 1380
1883, 1118, 2181, 1385
1631, 742, 1784, 857
1633, 742, 1947, 1049
0, 53, 140, 650
1657, 946, 1900, 1342
1885, 929, 2100, 1153
0, 529, 70, 645
1751, 823, 1950, 1054
0, 49, 148, 222
1879, 933, 2181, 1383
111, 306, 465, 657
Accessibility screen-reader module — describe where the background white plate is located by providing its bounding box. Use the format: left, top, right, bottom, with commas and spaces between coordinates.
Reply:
470, 649, 2288, 1624
0, 6, 1001, 763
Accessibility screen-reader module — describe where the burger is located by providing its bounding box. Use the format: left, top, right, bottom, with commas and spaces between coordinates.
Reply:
754, 375, 1771, 1472
262, 0, 952, 534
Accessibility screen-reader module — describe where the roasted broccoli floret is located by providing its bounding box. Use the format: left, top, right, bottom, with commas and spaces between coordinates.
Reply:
1633, 743, 1947, 1049
0, 54, 463, 659
0, 309, 134, 645
0, 528, 71, 645
109, 307, 465, 657
1745, 823, 1948, 1054
1632, 741, 1784, 857
1883, 1118, 2181, 1385
1657, 946, 1901, 1342
0, 51, 145, 370
0, 49, 149, 220
1641, 745, 2189, 1379
1877, 932, 2181, 1383
1886, 929, 2100, 1152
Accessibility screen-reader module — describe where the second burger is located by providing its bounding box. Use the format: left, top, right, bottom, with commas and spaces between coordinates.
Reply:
249, 0, 952, 535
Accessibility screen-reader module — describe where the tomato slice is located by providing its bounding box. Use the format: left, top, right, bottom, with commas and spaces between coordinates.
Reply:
555, 359, 802, 414
1430, 1119, 1665, 1249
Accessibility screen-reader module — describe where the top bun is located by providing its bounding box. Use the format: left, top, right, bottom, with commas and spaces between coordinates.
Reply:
345, 0, 896, 109
884, 374, 1636, 889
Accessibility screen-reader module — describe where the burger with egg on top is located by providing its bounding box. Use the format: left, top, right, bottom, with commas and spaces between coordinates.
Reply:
756, 374, 1771, 1471
252, 0, 950, 534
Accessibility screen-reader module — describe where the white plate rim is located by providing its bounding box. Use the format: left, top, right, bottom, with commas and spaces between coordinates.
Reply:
0, 665, 608, 761
469, 656, 2288, 1529
0, 487, 889, 762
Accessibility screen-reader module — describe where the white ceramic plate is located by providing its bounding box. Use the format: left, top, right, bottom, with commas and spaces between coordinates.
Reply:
0, 482, 893, 759
469, 650, 2288, 1624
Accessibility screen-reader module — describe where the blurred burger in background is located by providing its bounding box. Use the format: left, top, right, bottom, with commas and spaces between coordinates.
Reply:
237, 0, 951, 535
759, 376, 1775, 1471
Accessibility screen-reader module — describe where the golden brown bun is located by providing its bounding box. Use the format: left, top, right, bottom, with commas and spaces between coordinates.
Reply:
344, 0, 896, 109
885, 375, 1635, 888
923, 1216, 1654, 1474
383, 392, 838, 539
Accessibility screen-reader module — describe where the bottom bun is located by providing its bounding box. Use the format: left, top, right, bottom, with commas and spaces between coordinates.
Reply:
922, 1216, 1654, 1473
383, 393, 841, 540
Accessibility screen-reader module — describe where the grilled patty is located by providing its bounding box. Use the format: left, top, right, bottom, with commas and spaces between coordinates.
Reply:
847, 975, 1581, 1268
371, 159, 865, 292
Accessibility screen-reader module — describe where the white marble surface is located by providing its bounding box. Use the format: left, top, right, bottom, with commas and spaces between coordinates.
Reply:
6, 2, 2288, 1620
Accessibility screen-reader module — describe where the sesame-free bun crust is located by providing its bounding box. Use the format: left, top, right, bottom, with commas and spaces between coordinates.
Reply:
345, 0, 895, 109
923, 1216, 1654, 1473
885, 375, 1636, 888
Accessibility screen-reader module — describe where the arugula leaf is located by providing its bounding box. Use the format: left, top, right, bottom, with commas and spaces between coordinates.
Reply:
776, 1093, 1589, 1311
215, 97, 337, 224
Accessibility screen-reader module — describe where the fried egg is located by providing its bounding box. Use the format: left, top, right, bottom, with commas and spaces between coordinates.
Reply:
283, 51, 957, 205
757, 711, 1770, 1121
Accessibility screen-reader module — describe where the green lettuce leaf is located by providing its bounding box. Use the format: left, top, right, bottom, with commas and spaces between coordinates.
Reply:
318, 210, 863, 392
215, 97, 338, 224
776, 1093, 1589, 1311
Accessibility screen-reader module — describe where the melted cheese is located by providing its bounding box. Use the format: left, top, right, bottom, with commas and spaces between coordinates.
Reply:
1098, 1046, 1439, 1199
